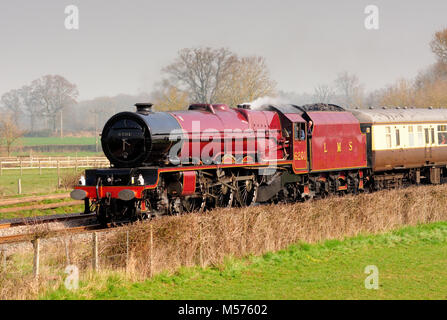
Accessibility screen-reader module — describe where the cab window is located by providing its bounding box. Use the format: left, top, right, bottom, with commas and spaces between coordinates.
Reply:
294, 123, 306, 141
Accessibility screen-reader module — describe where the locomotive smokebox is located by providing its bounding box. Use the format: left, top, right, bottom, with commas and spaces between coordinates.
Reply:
101, 108, 183, 168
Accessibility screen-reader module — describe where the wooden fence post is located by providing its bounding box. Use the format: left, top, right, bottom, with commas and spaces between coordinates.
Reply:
65, 238, 71, 265
149, 224, 153, 277
0, 249, 6, 273
199, 222, 204, 267
92, 232, 99, 271
39, 160, 42, 175
57, 161, 61, 188
32, 239, 40, 279
126, 230, 129, 272
243, 211, 247, 254
20, 160, 23, 176
17, 178, 22, 195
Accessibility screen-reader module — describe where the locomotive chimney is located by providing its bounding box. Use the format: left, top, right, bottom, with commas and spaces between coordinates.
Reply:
135, 103, 153, 114
237, 103, 251, 109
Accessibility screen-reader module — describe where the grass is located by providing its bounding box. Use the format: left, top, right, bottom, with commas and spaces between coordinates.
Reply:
0, 168, 84, 219
19, 137, 96, 146
3, 184, 447, 299
0, 199, 83, 219
0, 168, 77, 198
43, 221, 447, 300
10, 152, 104, 157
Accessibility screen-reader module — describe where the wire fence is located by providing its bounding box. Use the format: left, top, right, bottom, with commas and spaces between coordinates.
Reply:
0, 157, 109, 175
0, 229, 141, 284
0, 211, 275, 290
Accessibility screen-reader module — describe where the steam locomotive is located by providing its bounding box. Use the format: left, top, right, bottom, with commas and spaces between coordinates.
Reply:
71, 102, 447, 224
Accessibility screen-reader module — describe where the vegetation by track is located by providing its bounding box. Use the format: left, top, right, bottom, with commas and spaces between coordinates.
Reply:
2, 184, 447, 299
45, 221, 447, 300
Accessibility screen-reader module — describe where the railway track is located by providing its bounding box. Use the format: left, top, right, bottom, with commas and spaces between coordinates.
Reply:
0, 212, 102, 245
0, 224, 104, 244
0, 212, 96, 229
0, 212, 139, 244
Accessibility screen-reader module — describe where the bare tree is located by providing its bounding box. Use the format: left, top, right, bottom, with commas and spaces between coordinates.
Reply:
380, 78, 416, 107
152, 80, 189, 111
334, 71, 364, 108
162, 47, 238, 103
31, 75, 79, 132
19, 85, 41, 132
0, 89, 22, 125
431, 28, 447, 64
313, 84, 335, 104
161, 48, 276, 106
0, 115, 23, 156
217, 56, 277, 106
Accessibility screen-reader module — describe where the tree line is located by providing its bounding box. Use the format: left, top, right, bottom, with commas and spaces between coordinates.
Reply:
1, 75, 78, 133
1, 27, 447, 154
312, 27, 447, 109
150, 47, 277, 110
376, 28, 447, 108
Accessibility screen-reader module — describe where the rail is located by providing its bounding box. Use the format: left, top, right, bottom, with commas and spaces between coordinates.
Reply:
0, 212, 96, 229
0, 224, 102, 244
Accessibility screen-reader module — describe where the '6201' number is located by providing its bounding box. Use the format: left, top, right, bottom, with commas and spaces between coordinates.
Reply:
294, 151, 306, 161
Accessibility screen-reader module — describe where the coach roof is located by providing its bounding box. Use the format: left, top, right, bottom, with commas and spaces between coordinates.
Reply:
351, 108, 447, 124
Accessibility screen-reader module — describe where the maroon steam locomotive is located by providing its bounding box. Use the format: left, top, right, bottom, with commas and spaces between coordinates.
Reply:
71, 102, 447, 224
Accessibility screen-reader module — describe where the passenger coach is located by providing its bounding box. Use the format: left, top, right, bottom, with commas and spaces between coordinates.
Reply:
352, 108, 447, 187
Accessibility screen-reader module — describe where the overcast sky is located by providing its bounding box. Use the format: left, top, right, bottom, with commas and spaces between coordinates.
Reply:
0, 0, 446, 100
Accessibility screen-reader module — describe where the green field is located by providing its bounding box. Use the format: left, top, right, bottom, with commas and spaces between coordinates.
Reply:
0, 168, 78, 197
44, 221, 447, 300
11, 151, 104, 157
19, 137, 96, 146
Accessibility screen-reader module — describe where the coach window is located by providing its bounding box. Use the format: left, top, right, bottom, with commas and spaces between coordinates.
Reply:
385, 127, 392, 148
395, 128, 400, 147
425, 128, 430, 144
417, 126, 423, 145
431, 128, 435, 145
408, 126, 414, 146
438, 125, 447, 145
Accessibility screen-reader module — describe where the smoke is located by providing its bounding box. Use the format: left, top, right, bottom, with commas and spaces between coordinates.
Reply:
243, 96, 290, 110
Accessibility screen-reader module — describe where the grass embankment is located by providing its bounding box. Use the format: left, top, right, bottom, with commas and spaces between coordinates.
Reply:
45, 221, 447, 300
3, 184, 447, 299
